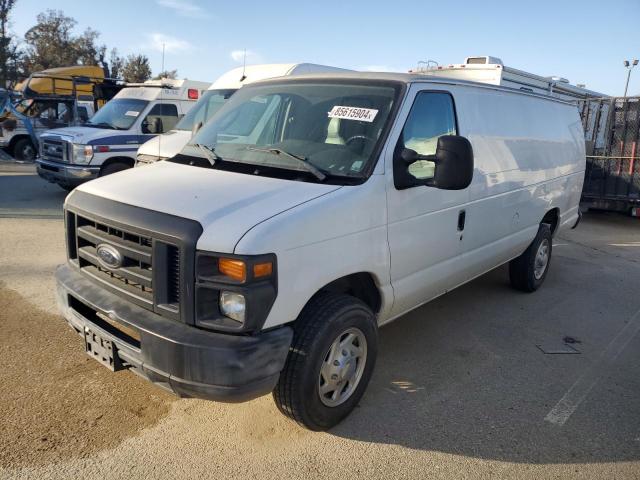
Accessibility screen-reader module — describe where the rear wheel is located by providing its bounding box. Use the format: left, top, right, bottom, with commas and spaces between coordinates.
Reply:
13, 138, 36, 161
273, 292, 377, 431
100, 161, 131, 177
509, 223, 552, 292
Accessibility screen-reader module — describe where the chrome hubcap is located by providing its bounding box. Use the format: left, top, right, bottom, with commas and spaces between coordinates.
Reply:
318, 327, 367, 407
534, 239, 550, 280
22, 145, 35, 161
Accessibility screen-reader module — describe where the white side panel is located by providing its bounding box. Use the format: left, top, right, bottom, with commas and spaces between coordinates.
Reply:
235, 175, 391, 329
454, 85, 585, 277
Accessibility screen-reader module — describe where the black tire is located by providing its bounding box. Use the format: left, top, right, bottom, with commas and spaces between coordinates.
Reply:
100, 161, 131, 177
509, 223, 552, 292
273, 292, 377, 431
58, 184, 75, 192
13, 138, 36, 161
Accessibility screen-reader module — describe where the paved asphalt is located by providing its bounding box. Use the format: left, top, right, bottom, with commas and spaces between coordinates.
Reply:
0, 162, 639, 479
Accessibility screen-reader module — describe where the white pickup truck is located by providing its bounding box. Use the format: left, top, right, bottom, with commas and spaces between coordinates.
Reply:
55, 72, 584, 430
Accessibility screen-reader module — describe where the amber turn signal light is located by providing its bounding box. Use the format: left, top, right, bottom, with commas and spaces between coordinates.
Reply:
218, 258, 246, 282
253, 261, 273, 278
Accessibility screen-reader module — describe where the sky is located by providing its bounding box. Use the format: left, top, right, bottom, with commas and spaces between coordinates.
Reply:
8, 0, 640, 96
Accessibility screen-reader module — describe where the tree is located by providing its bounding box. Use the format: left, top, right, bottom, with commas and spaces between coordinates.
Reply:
0, 0, 21, 87
22, 10, 107, 74
121, 54, 151, 83
153, 69, 178, 80
108, 48, 124, 79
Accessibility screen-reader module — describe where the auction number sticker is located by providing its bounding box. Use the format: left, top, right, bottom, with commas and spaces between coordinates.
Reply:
328, 105, 378, 123
125, 110, 140, 117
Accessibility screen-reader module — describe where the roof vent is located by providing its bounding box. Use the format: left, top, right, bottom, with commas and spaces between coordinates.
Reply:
547, 76, 570, 83
465, 56, 503, 66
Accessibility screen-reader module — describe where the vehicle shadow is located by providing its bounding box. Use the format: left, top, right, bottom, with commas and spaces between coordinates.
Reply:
0, 168, 66, 217
329, 254, 640, 464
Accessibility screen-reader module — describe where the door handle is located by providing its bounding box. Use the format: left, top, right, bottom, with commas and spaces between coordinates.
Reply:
457, 210, 466, 231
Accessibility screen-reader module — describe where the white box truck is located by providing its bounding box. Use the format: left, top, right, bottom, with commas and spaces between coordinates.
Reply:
36, 78, 209, 190
55, 71, 584, 430
136, 63, 349, 165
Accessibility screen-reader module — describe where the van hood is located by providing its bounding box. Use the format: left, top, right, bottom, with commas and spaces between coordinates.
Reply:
74, 161, 342, 252
137, 129, 191, 160
40, 126, 131, 145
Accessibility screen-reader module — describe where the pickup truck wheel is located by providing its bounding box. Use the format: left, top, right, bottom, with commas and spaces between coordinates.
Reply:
14, 138, 36, 161
100, 162, 130, 177
509, 223, 552, 292
273, 292, 377, 431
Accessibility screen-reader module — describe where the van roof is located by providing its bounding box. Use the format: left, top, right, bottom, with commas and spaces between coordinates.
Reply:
209, 63, 351, 90
115, 79, 210, 102
245, 71, 593, 104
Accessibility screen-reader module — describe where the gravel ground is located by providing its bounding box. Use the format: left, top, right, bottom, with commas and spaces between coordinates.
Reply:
0, 169, 639, 479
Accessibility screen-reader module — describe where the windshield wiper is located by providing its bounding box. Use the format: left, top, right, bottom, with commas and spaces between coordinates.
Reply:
246, 147, 326, 181
191, 143, 221, 165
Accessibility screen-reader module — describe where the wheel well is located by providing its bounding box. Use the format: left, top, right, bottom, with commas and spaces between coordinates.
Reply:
100, 156, 134, 173
541, 208, 559, 235
8, 135, 33, 150
315, 272, 381, 313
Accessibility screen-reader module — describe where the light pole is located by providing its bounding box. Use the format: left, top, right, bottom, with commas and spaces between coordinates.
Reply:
623, 59, 638, 97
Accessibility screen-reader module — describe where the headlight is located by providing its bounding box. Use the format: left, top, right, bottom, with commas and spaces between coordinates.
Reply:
195, 252, 277, 333
136, 154, 164, 166
72, 144, 93, 164
219, 291, 246, 324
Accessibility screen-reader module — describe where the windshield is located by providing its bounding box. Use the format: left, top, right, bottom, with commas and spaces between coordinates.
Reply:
86, 98, 148, 130
181, 81, 399, 182
175, 88, 236, 131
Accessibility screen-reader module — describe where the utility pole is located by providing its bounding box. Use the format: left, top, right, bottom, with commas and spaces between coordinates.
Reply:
623, 59, 638, 97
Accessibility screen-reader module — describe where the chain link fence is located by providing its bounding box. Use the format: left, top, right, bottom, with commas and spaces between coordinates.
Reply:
580, 96, 640, 212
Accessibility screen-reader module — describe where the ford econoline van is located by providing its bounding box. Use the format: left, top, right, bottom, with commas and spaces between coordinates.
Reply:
55, 72, 584, 430
36, 78, 209, 190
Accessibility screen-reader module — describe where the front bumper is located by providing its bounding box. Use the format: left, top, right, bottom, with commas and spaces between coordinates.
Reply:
55, 264, 293, 402
36, 158, 99, 187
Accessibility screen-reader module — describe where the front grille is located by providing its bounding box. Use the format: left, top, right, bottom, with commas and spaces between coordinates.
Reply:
41, 138, 68, 162
67, 211, 181, 318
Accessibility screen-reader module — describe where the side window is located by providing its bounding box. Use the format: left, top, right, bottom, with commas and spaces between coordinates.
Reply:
400, 92, 456, 180
143, 103, 179, 133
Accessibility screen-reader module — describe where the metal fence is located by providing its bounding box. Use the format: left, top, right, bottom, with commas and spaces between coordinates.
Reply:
580, 96, 640, 212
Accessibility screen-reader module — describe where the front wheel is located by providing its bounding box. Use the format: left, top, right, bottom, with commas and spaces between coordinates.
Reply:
273, 292, 377, 431
509, 223, 552, 292
13, 138, 36, 161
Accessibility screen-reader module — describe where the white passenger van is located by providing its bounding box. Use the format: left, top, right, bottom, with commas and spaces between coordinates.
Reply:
136, 63, 349, 165
55, 72, 584, 430
36, 78, 209, 190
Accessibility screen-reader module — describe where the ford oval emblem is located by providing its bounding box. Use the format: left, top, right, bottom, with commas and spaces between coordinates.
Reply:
96, 244, 123, 269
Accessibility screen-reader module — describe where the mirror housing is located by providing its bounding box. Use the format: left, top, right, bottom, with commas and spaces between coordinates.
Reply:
431, 135, 474, 190
143, 117, 163, 134
394, 135, 473, 190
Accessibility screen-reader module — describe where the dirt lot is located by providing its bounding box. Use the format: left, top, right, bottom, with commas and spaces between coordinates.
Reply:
0, 166, 639, 479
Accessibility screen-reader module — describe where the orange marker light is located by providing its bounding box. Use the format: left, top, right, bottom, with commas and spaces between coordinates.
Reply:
218, 258, 246, 282
253, 262, 273, 278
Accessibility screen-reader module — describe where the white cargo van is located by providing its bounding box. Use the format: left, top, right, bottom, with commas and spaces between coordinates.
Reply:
55, 72, 584, 430
136, 64, 349, 164
36, 78, 209, 190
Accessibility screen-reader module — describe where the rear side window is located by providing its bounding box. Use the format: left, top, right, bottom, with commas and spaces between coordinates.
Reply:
399, 92, 457, 179
144, 103, 179, 133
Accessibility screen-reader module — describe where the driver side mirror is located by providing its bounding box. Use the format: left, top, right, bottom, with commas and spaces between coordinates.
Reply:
394, 135, 473, 190
143, 117, 163, 134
